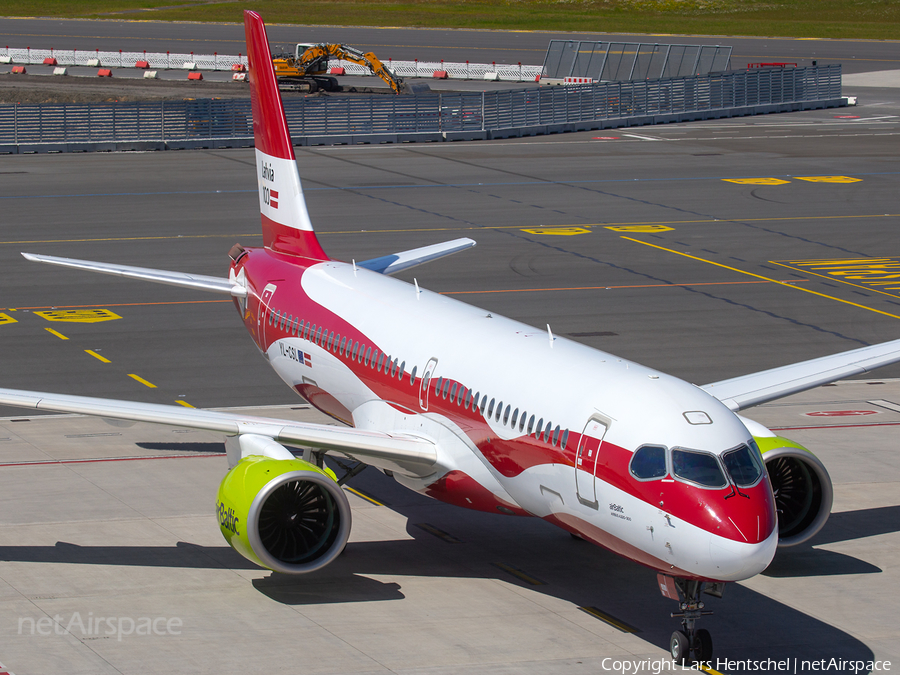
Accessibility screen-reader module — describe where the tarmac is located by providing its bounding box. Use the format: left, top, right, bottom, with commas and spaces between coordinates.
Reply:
0, 378, 898, 674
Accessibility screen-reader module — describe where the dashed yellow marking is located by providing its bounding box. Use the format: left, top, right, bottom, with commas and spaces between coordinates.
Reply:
344, 485, 384, 506
772, 257, 900, 298
698, 665, 725, 675
175, 400, 195, 408
723, 178, 790, 185
85, 350, 111, 363
605, 224, 674, 233
578, 606, 639, 633
521, 227, 591, 236
796, 176, 862, 183
127, 374, 157, 389
0, 313, 17, 325
622, 237, 900, 320
35, 309, 121, 323
44, 327, 69, 340
492, 562, 546, 586
415, 522, 462, 543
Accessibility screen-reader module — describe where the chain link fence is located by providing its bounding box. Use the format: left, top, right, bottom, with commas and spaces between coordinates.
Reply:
0, 65, 844, 151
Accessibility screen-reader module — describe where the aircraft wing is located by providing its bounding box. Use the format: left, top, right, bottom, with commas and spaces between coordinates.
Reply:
357, 237, 476, 275
21, 252, 245, 296
0, 388, 437, 475
701, 337, 900, 411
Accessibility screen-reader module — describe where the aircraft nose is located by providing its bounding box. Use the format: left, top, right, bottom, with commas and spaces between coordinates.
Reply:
709, 525, 778, 581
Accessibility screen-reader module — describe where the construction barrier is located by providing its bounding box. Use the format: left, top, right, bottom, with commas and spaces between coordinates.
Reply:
135, 60, 150, 69
0, 65, 847, 154
97, 69, 112, 77
187, 72, 203, 80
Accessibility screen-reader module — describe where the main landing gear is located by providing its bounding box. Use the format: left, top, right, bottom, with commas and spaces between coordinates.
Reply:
658, 575, 723, 665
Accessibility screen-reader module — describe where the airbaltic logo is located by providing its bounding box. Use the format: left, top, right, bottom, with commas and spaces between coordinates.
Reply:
260, 160, 279, 209
216, 500, 240, 535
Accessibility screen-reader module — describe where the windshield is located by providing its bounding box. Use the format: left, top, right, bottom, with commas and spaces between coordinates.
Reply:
722, 444, 765, 488
672, 449, 727, 489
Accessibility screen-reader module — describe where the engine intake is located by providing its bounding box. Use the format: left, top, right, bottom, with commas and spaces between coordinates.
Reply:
217, 455, 351, 574
756, 436, 834, 547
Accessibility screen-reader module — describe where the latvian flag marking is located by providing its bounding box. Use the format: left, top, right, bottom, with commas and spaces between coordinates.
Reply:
270, 190, 279, 209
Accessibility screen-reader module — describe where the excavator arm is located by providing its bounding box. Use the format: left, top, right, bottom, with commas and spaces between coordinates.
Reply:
273, 43, 405, 94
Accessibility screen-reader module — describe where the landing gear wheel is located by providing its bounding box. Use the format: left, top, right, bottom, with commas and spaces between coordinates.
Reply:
695, 628, 713, 662
670, 630, 691, 665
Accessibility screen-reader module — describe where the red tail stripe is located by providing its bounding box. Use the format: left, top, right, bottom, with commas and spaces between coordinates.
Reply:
244, 10, 295, 160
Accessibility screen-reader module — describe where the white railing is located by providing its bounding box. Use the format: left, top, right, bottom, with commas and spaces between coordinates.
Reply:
0, 46, 541, 81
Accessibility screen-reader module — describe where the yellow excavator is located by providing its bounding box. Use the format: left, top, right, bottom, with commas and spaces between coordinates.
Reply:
272, 43, 406, 94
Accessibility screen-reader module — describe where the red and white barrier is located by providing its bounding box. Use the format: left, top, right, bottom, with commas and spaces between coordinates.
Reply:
564, 77, 595, 84
97, 68, 112, 77
187, 71, 203, 80
135, 60, 150, 69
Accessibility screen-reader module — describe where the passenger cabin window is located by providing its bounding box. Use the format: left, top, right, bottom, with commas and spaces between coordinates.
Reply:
434, 377, 443, 396
450, 383, 458, 401
518, 412, 526, 432
487, 398, 495, 418
630, 445, 667, 480
722, 444, 764, 488
442, 380, 451, 399
364, 347, 372, 366
561, 429, 569, 449
409, 365, 416, 385
495, 401, 503, 422
503, 405, 511, 425
527, 415, 535, 434
339, 336, 347, 356
672, 449, 727, 489
464, 389, 472, 409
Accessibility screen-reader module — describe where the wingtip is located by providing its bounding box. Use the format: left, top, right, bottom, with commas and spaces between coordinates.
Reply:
21, 252, 39, 262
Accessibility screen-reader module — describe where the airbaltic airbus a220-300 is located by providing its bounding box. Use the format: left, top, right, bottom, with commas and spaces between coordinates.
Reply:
3, 10, 900, 664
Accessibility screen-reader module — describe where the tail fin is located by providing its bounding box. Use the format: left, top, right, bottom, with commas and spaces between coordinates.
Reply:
244, 10, 328, 261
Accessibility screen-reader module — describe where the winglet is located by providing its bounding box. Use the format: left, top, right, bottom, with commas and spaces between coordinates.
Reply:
244, 10, 328, 261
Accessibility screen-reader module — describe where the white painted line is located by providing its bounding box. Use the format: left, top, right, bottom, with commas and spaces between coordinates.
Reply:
868, 399, 900, 413
622, 133, 664, 141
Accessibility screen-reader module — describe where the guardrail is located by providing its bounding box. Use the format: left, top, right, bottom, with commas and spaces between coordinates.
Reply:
0, 46, 542, 81
0, 65, 845, 153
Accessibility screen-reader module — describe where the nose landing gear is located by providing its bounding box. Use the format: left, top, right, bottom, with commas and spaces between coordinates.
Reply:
658, 575, 723, 665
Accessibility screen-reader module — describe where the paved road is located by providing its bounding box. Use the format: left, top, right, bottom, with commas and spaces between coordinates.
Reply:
2, 17, 899, 72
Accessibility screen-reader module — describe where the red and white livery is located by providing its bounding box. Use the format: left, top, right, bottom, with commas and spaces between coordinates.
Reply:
4, 11, 900, 664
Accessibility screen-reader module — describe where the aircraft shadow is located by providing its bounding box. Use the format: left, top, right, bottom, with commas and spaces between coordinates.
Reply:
763, 504, 900, 578
0, 466, 888, 669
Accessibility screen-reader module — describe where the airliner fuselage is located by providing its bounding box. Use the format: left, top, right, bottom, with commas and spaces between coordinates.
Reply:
235, 248, 779, 583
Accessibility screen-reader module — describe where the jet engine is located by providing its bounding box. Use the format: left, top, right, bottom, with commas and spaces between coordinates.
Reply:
216, 455, 351, 574
756, 436, 833, 547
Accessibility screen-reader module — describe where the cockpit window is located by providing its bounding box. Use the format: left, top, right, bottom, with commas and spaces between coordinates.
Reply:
630, 445, 667, 480
722, 444, 764, 488
672, 449, 727, 489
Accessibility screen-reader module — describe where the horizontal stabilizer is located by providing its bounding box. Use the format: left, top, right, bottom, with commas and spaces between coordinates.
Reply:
357, 237, 476, 275
702, 337, 900, 411
21, 252, 245, 297
0, 387, 437, 474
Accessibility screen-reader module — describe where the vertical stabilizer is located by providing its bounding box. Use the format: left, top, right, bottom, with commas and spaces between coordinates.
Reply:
244, 10, 328, 261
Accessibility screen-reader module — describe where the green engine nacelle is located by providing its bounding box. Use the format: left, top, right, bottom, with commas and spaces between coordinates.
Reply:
754, 435, 834, 548
216, 455, 351, 574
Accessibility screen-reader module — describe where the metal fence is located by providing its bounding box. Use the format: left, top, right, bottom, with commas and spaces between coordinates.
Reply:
542, 40, 732, 81
0, 65, 843, 149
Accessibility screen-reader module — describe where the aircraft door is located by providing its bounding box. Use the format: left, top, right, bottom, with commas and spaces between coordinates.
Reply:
258, 283, 277, 347
575, 417, 608, 508
419, 357, 438, 411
